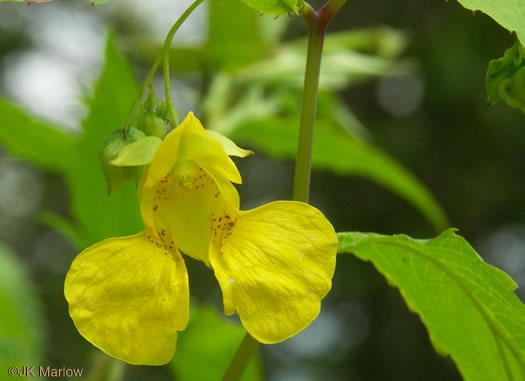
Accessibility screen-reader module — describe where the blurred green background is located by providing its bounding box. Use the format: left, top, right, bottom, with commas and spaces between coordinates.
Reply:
1, 0, 524, 380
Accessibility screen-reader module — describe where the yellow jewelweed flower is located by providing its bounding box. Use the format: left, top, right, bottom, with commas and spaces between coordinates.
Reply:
64, 113, 337, 365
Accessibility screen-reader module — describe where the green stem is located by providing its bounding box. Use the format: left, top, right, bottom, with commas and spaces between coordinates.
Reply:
293, 0, 346, 202
124, 0, 205, 137
319, 0, 347, 19
221, 333, 260, 381
123, 55, 161, 137
86, 353, 126, 381
293, 8, 325, 202
163, 0, 206, 127
221, 2, 345, 381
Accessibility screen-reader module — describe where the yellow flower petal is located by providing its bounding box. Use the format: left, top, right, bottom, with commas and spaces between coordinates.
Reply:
140, 112, 243, 263
142, 162, 239, 263
143, 112, 241, 192
64, 231, 189, 365
206, 130, 254, 158
210, 201, 337, 344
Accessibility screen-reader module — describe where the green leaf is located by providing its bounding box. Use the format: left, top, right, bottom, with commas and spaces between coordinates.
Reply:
486, 39, 525, 113
110, 136, 162, 167
228, 118, 448, 232
203, 75, 281, 135
240, 0, 300, 16
0, 32, 147, 247
320, 27, 409, 58
457, 0, 525, 44
132, 0, 289, 74
236, 31, 413, 90
70, 32, 144, 246
207, 0, 272, 71
0, 99, 76, 173
170, 305, 260, 381
0, 243, 43, 369
338, 229, 525, 381
37, 212, 81, 249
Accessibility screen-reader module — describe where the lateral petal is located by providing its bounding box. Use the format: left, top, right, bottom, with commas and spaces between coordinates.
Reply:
64, 231, 189, 365
210, 201, 337, 344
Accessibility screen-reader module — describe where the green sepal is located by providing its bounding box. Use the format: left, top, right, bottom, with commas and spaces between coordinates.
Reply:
110, 136, 163, 167
99, 128, 145, 194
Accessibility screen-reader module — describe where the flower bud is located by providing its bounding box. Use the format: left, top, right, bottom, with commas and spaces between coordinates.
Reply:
138, 112, 167, 138
100, 128, 146, 194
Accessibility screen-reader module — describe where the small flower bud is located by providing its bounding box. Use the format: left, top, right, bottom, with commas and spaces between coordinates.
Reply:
100, 128, 146, 194
138, 112, 168, 139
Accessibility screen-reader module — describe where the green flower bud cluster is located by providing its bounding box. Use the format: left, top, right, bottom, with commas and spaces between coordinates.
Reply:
139, 113, 167, 138
100, 128, 146, 194
486, 39, 525, 113
138, 95, 168, 138
100, 96, 168, 194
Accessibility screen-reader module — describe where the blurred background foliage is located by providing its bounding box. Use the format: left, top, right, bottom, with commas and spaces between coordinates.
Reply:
0, 0, 524, 380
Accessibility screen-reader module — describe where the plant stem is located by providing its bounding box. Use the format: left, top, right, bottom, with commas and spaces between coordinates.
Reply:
221, 2, 345, 381
86, 353, 126, 381
123, 56, 161, 137
292, 9, 325, 202
123, 0, 205, 136
319, 0, 347, 20
221, 333, 260, 381
292, 0, 346, 202
163, 0, 206, 127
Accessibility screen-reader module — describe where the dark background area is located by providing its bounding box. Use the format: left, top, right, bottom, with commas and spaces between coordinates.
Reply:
1, 0, 524, 380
